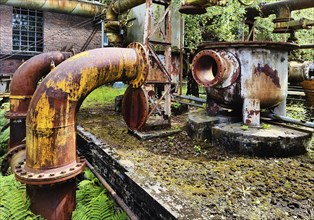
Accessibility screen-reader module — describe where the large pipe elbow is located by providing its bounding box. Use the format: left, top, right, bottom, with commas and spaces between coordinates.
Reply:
14, 43, 148, 185
191, 49, 240, 88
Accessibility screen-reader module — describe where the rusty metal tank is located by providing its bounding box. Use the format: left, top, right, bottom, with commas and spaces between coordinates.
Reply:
192, 41, 298, 126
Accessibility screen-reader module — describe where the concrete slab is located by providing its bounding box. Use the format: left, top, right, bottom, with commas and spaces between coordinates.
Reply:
212, 122, 312, 157
187, 111, 241, 140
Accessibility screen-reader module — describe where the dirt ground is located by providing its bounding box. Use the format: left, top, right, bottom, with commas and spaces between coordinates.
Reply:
77, 105, 314, 220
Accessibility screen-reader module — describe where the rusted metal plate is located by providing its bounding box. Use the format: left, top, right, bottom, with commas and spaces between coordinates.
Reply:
122, 86, 149, 130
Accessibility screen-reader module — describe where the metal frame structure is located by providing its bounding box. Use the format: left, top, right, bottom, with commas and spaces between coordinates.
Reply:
144, 0, 172, 126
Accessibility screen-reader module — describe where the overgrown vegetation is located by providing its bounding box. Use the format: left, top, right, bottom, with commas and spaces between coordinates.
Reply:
0, 103, 9, 156
0, 169, 127, 220
184, 0, 314, 61
81, 85, 126, 109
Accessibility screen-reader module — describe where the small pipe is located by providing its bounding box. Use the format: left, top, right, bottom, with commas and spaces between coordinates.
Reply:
105, 0, 145, 46
5, 51, 72, 148
263, 112, 314, 129
85, 160, 138, 220
260, 0, 314, 18
0, 0, 104, 17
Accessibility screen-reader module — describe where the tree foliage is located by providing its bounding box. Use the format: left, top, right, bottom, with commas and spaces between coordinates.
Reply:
183, 0, 314, 60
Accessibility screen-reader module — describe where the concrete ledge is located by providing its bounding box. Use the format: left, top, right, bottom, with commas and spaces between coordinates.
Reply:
212, 123, 312, 157
77, 126, 180, 220
187, 111, 241, 140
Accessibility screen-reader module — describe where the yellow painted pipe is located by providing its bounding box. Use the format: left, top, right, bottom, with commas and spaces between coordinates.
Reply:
0, 0, 104, 17
24, 43, 148, 173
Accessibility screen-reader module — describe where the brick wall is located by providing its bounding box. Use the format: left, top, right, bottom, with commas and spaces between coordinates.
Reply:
0, 5, 102, 75
0, 5, 13, 54
43, 12, 101, 52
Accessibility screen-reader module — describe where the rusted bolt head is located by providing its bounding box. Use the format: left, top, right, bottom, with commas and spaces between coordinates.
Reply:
16, 169, 22, 173
21, 172, 27, 175
15, 165, 21, 169
61, 171, 66, 174
38, 174, 43, 178
28, 174, 33, 177
49, 173, 55, 177
18, 161, 24, 165
70, 168, 75, 171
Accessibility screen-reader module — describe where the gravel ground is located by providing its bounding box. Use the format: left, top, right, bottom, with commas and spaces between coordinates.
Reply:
77, 106, 314, 220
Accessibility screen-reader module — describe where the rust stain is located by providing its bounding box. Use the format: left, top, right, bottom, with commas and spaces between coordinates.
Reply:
255, 64, 280, 88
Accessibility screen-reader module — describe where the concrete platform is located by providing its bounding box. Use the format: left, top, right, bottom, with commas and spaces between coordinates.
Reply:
187, 111, 241, 140
212, 123, 312, 157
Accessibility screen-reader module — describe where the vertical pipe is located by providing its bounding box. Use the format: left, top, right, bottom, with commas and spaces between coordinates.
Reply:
5, 52, 72, 149
13, 44, 148, 219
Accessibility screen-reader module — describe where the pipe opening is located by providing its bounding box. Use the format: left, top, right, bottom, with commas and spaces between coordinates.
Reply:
193, 53, 221, 87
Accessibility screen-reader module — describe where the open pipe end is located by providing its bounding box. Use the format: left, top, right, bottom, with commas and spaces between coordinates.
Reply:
192, 50, 224, 87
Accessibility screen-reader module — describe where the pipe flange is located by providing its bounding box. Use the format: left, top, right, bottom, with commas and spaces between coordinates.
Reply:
1, 144, 26, 175
5, 111, 27, 119
192, 50, 224, 87
127, 42, 149, 88
14, 151, 86, 185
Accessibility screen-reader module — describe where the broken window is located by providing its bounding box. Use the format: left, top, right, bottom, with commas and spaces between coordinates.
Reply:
12, 8, 43, 53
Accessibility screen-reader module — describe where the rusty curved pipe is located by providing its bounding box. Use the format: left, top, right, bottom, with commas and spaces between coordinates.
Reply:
15, 43, 147, 181
6, 51, 72, 148
0, 0, 104, 17
12, 43, 148, 219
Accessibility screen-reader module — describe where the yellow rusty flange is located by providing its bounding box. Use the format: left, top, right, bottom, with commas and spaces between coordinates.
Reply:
127, 42, 149, 88
13, 146, 86, 185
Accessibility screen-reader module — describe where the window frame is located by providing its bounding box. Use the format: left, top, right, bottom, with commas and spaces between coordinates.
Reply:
12, 7, 44, 53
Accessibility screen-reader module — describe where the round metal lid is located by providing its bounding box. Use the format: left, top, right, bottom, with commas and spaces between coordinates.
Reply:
122, 86, 149, 131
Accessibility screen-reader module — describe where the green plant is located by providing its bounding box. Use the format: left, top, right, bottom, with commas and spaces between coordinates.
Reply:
80, 85, 126, 109
260, 123, 271, 129
0, 174, 43, 220
72, 169, 127, 220
194, 145, 202, 153
0, 103, 10, 156
241, 125, 249, 131
0, 169, 126, 220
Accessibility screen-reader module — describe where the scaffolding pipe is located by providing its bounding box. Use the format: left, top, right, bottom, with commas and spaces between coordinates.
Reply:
5, 51, 72, 149
0, 0, 104, 17
13, 43, 148, 220
105, 0, 145, 46
260, 0, 314, 17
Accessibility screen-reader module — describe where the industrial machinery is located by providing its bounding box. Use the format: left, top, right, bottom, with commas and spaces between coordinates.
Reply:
0, 0, 313, 219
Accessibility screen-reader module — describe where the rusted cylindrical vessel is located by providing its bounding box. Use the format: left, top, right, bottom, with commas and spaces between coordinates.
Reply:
13, 43, 148, 220
192, 42, 297, 127
5, 52, 72, 149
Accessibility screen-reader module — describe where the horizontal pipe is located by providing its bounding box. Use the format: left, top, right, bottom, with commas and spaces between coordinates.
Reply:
260, 0, 314, 17
179, 0, 226, 14
191, 49, 239, 87
0, 0, 104, 17
263, 112, 314, 129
